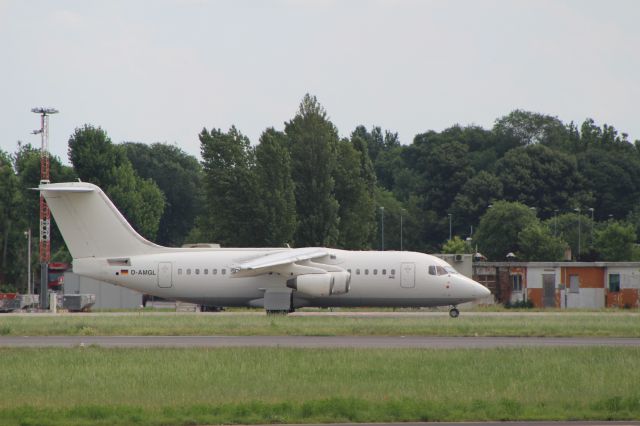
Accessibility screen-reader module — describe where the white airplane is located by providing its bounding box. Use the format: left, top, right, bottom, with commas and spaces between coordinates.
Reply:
40, 181, 490, 317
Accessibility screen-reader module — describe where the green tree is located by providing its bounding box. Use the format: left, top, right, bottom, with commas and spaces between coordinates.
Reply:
285, 94, 339, 246
497, 144, 590, 217
493, 109, 568, 146
474, 201, 537, 260
549, 213, 594, 260
68, 125, 165, 240
595, 221, 637, 261
517, 222, 566, 261
405, 133, 474, 214
577, 148, 640, 221
442, 236, 472, 254
123, 142, 203, 247
13, 143, 76, 261
68, 125, 121, 188
199, 126, 257, 246
350, 125, 401, 190
369, 188, 416, 251
451, 171, 503, 231
0, 150, 23, 289
334, 137, 376, 249
253, 128, 297, 246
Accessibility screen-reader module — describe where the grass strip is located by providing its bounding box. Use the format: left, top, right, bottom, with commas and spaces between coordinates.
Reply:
0, 347, 639, 425
1, 311, 640, 337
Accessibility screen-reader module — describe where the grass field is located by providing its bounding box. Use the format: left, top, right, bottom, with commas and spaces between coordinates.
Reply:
1, 311, 640, 337
0, 346, 638, 425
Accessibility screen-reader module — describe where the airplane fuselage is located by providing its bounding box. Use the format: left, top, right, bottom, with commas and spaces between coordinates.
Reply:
73, 248, 487, 309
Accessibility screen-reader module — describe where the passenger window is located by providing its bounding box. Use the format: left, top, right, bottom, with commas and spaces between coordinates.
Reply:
391, 269, 395, 276
373, 269, 378, 275
365, 269, 369, 275
213, 269, 217, 275
429, 266, 436, 275
382, 269, 386, 275
195, 268, 200, 275
204, 269, 208, 275
222, 269, 226, 275
178, 268, 183, 275
187, 269, 191, 275
356, 269, 360, 275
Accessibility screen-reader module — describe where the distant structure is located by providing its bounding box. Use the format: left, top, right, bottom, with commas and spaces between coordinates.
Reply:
32, 107, 58, 309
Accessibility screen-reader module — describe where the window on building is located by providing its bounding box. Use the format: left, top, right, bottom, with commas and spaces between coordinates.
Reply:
512, 275, 523, 292
609, 274, 621, 292
569, 274, 579, 293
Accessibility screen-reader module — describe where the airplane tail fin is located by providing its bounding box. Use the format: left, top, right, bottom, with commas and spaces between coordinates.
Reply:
40, 182, 167, 259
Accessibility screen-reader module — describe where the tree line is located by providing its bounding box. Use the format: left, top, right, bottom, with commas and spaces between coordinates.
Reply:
1, 94, 640, 291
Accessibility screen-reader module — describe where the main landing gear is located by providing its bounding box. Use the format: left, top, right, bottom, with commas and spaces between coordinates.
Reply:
449, 306, 460, 318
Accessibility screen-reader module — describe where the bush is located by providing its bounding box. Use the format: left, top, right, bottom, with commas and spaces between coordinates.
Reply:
504, 299, 534, 309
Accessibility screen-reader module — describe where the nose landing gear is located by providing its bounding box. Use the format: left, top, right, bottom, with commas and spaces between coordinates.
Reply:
449, 306, 460, 318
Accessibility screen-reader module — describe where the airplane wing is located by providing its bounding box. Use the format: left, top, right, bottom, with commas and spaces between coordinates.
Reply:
230, 247, 332, 277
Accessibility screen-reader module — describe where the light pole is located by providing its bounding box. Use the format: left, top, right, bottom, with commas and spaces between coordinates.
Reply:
554, 209, 558, 236
400, 210, 404, 251
448, 213, 452, 241
380, 206, 385, 251
588, 207, 594, 246
574, 207, 581, 260
24, 229, 31, 294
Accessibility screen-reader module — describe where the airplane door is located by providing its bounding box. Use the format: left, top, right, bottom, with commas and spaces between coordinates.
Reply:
400, 262, 416, 288
157, 262, 173, 288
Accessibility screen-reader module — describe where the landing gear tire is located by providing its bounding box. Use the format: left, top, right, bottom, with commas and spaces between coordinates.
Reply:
449, 307, 460, 318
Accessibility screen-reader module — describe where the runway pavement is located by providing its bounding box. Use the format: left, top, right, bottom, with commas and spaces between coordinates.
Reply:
2, 335, 640, 348
264, 423, 640, 426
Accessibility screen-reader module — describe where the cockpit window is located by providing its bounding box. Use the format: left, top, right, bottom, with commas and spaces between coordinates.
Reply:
428, 265, 436, 275
444, 266, 458, 275
436, 266, 447, 275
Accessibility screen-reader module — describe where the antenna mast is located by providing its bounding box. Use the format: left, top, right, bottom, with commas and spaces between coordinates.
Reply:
32, 107, 58, 309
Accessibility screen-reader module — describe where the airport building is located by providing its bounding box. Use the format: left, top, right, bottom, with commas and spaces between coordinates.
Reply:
474, 261, 640, 309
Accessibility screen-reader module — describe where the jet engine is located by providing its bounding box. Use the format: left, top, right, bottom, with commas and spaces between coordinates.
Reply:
329, 271, 350, 295
286, 271, 351, 296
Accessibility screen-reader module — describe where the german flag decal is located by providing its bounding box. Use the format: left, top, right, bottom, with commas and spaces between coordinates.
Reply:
120, 269, 129, 276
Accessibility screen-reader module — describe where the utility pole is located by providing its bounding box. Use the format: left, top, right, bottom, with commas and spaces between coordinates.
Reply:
32, 107, 58, 309
400, 210, 404, 252
380, 206, 385, 251
24, 229, 31, 294
574, 207, 581, 261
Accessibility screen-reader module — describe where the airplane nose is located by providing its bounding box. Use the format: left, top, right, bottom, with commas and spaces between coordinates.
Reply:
478, 282, 491, 297
462, 276, 491, 299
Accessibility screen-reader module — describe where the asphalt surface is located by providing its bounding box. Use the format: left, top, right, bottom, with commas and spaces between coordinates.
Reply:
2, 335, 640, 348
263, 423, 640, 426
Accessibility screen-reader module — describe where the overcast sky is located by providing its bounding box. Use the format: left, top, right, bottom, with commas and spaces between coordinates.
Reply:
1, 0, 638, 164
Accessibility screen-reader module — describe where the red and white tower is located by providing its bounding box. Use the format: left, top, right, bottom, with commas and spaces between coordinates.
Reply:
32, 107, 58, 309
